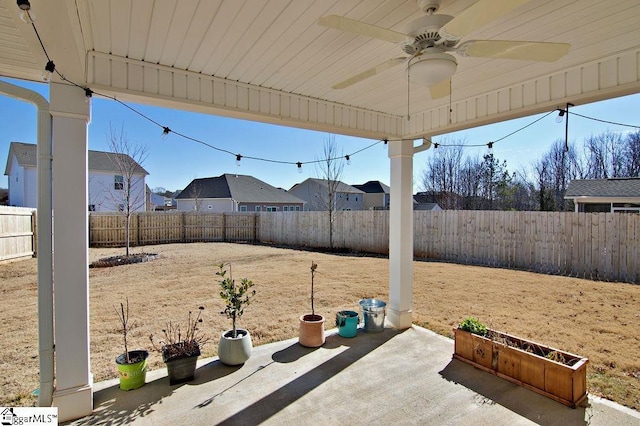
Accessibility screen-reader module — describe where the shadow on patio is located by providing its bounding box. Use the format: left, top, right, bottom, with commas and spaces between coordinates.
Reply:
65, 326, 639, 425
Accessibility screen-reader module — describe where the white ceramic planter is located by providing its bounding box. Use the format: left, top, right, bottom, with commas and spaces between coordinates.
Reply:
218, 328, 252, 366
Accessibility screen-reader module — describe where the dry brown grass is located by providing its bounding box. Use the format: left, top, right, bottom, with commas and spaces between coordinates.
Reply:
1, 242, 639, 410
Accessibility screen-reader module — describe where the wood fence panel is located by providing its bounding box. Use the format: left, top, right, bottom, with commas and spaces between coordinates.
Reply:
0, 206, 35, 262
87, 210, 639, 283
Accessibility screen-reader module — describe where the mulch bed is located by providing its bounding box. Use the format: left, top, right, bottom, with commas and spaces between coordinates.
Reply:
89, 253, 159, 268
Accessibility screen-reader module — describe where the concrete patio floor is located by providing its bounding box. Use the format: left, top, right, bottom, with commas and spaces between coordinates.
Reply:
65, 326, 640, 425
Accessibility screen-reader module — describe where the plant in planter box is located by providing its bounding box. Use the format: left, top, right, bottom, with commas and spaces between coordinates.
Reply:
217, 263, 256, 366
453, 317, 589, 408
114, 298, 149, 391
150, 307, 209, 385
299, 261, 325, 347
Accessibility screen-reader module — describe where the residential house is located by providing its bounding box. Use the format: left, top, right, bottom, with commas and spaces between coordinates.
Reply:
413, 192, 443, 211
4, 142, 148, 212
147, 187, 177, 211
175, 174, 305, 212
564, 178, 640, 213
353, 180, 390, 210
289, 178, 364, 211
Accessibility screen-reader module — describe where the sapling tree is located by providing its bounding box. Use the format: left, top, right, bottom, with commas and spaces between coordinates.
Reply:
107, 124, 148, 256
217, 263, 256, 338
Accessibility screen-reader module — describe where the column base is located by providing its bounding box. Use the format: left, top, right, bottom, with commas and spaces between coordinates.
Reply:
52, 381, 93, 422
387, 308, 413, 330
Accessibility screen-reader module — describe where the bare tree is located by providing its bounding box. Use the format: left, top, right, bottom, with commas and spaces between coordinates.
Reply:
107, 124, 148, 256
315, 135, 345, 250
189, 180, 205, 211
583, 131, 625, 178
421, 144, 464, 209
623, 131, 640, 177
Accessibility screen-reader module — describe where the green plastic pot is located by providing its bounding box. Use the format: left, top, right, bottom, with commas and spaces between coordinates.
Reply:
116, 350, 149, 390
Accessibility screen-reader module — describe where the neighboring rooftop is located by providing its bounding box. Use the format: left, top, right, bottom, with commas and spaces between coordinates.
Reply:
565, 178, 640, 197
4, 142, 148, 175
353, 180, 390, 194
177, 174, 305, 204
290, 178, 364, 194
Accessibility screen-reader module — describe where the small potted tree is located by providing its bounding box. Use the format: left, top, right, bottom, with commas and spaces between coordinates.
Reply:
217, 263, 256, 366
150, 307, 209, 385
114, 299, 149, 390
299, 261, 325, 347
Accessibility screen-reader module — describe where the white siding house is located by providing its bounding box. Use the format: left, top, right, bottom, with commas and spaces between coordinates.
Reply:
5, 142, 148, 212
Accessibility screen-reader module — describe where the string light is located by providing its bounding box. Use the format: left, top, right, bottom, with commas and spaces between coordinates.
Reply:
297, 162, 303, 173
17, 0, 34, 23
433, 143, 438, 149
42, 60, 55, 82
235, 154, 242, 167
161, 127, 171, 140
345, 155, 351, 165
555, 108, 566, 124
487, 141, 493, 154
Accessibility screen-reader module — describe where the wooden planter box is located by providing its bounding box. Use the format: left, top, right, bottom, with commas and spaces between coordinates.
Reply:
453, 328, 589, 408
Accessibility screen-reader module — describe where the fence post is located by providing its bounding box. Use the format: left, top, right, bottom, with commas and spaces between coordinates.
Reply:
181, 211, 186, 243
32, 209, 38, 258
222, 213, 227, 242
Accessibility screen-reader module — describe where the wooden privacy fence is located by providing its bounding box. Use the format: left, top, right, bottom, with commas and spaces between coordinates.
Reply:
89, 211, 258, 246
89, 210, 639, 283
0, 206, 36, 263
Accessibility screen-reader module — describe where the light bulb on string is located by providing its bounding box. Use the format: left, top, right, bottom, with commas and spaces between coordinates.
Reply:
555, 109, 566, 123
84, 88, 93, 104
42, 60, 55, 82
297, 162, 303, 173
487, 142, 494, 155
161, 127, 171, 140
236, 154, 242, 167
345, 155, 351, 165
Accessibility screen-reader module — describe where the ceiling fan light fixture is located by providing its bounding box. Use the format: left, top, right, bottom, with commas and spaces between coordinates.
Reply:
409, 52, 457, 87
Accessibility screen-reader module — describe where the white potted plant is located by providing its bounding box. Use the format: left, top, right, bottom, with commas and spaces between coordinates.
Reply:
299, 261, 325, 347
216, 263, 256, 365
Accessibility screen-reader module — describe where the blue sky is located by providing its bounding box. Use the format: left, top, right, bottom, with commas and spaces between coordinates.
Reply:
1, 77, 639, 192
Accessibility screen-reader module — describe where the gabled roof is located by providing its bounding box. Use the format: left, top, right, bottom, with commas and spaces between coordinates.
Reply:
565, 178, 640, 198
290, 178, 364, 194
353, 180, 390, 194
177, 174, 305, 204
4, 142, 148, 175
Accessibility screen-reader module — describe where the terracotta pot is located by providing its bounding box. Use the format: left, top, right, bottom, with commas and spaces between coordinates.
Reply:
299, 314, 325, 347
218, 328, 253, 366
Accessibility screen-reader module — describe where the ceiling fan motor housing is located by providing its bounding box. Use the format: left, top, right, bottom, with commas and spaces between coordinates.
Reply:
401, 14, 456, 55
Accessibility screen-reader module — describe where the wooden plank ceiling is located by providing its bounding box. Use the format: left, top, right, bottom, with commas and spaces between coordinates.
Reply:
2, 0, 640, 138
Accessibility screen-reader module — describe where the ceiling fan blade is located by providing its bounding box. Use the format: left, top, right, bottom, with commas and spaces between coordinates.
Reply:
429, 79, 451, 99
439, 0, 531, 40
318, 15, 409, 43
332, 57, 407, 89
461, 40, 570, 62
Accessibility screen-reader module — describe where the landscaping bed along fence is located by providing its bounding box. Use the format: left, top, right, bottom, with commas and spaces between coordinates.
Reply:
86, 210, 640, 284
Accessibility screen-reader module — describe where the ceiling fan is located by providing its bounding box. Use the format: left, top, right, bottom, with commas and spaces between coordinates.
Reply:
318, 0, 570, 99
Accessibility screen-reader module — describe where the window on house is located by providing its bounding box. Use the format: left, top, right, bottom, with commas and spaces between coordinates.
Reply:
283, 206, 289, 212
240, 205, 247, 212
88, 204, 95, 212
295, 206, 301, 211
114, 175, 124, 190
118, 204, 125, 212
255, 206, 261, 212
266, 206, 277, 212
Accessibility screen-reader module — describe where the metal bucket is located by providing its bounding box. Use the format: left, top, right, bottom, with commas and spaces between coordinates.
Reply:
359, 298, 386, 333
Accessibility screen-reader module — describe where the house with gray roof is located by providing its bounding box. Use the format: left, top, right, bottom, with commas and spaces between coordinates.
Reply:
4, 142, 148, 211
353, 180, 390, 210
176, 174, 305, 212
564, 178, 640, 213
289, 178, 364, 211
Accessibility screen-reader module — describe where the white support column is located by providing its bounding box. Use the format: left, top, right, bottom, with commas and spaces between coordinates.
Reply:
49, 82, 93, 422
387, 139, 414, 329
